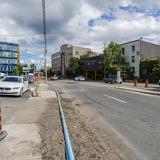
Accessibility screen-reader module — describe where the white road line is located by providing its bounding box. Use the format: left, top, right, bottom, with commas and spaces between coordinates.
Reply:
104, 95, 127, 103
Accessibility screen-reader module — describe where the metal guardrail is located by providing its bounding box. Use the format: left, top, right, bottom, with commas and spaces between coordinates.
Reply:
55, 91, 75, 160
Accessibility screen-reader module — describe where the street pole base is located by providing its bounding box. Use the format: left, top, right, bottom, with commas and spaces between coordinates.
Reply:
0, 130, 7, 141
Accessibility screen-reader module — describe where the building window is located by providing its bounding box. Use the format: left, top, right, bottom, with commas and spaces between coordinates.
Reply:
122, 48, 125, 54
132, 56, 135, 63
132, 45, 135, 52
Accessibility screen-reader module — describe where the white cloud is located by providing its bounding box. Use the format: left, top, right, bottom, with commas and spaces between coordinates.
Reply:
0, 0, 160, 66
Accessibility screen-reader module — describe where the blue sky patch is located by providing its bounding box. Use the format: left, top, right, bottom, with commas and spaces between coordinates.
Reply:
148, 9, 160, 17
119, 5, 145, 14
119, 5, 160, 18
88, 12, 116, 28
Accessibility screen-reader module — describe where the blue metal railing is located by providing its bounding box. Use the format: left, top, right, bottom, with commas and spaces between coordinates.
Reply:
56, 91, 75, 160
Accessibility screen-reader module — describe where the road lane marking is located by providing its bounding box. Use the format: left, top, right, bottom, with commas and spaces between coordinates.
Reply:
104, 95, 127, 103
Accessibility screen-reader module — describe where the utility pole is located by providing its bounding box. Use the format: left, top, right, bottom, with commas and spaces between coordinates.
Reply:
103, 42, 106, 79
42, 0, 47, 83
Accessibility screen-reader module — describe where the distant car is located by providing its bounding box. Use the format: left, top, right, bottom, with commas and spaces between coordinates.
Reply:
0, 76, 28, 97
104, 75, 122, 84
75, 76, 85, 81
28, 76, 34, 83
57, 76, 61, 80
41, 76, 45, 79
50, 75, 58, 80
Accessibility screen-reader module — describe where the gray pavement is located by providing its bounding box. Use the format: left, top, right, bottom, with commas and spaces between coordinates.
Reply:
0, 84, 57, 160
0, 91, 31, 122
49, 80, 160, 160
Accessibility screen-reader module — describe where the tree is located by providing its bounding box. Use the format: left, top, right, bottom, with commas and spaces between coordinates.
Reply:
140, 59, 160, 82
66, 57, 80, 78
30, 63, 36, 73
103, 42, 126, 76
13, 63, 22, 75
47, 68, 54, 77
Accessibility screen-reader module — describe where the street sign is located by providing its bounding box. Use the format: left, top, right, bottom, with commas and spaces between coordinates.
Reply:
22, 67, 31, 73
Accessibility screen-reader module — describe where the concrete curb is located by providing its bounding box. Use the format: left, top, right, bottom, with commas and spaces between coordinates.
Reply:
116, 86, 160, 96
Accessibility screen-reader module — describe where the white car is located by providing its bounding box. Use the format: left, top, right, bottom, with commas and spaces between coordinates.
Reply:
51, 75, 58, 80
0, 76, 28, 97
74, 76, 85, 81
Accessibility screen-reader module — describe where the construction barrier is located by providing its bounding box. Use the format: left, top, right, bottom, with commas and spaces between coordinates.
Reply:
144, 80, 149, 87
134, 79, 137, 87
0, 101, 7, 141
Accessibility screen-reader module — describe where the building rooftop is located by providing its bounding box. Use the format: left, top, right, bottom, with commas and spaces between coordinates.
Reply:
0, 41, 19, 46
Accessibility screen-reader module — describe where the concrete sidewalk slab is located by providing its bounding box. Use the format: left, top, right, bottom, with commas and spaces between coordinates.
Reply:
0, 124, 42, 160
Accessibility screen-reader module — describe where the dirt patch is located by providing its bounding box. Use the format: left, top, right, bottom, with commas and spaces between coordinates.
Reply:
62, 97, 124, 160
38, 98, 65, 160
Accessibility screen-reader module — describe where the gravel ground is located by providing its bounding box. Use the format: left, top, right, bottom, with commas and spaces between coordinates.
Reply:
38, 97, 65, 160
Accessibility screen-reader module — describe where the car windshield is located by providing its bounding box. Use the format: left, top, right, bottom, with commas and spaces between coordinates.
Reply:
2, 77, 22, 83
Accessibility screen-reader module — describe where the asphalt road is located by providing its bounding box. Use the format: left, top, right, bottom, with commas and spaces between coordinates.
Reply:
0, 90, 31, 123
50, 80, 160, 160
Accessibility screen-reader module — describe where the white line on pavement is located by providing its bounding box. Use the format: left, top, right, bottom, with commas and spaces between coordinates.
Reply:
104, 95, 127, 103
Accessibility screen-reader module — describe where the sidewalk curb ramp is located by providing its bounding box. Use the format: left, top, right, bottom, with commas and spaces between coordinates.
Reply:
116, 86, 160, 96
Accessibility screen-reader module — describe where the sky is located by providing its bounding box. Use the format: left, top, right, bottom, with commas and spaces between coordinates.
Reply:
0, 0, 160, 69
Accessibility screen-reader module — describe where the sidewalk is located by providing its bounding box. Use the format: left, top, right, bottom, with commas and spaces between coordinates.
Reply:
0, 83, 57, 160
116, 83, 160, 95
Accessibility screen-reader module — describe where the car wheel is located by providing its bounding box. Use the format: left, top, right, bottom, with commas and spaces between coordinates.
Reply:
19, 88, 23, 97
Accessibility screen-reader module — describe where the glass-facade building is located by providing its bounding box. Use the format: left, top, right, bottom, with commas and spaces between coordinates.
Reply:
0, 41, 19, 73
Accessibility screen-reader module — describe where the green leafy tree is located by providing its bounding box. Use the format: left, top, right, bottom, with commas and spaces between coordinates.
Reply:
47, 68, 54, 77
13, 63, 22, 75
103, 42, 126, 76
140, 59, 160, 82
66, 57, 80, 78
30, 63, 36, 73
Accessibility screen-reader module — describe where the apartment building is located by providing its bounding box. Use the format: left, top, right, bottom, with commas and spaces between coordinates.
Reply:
121, 39, 160, 77
51, 51, 61, 75
52, 44, 92, 76
0, 41, 19, 74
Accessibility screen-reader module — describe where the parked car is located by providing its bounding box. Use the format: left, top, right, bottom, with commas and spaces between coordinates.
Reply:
50, 75, 58, 80
0, 76, 28, 97
104, 75, 122, 84
74, 76, 85, 81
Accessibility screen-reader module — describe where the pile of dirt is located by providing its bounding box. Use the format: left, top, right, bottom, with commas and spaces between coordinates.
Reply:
39, 98, 65, 160
62, 98, 124, 160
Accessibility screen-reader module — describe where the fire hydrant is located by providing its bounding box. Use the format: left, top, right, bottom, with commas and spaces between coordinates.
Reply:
144, 80, 149, 87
